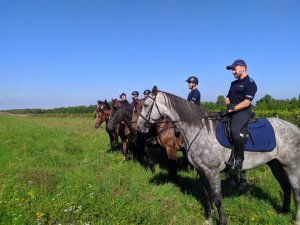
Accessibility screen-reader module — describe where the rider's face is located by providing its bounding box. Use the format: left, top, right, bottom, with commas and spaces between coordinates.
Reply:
231, 65, 245, 79
121, 95, 126, 101
188, 82, 195, 90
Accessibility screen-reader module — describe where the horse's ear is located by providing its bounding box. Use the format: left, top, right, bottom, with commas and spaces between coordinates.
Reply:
152, 86, 158, 96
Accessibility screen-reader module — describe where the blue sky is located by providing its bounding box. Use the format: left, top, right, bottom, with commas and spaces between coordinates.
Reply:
1, 0, 299, 110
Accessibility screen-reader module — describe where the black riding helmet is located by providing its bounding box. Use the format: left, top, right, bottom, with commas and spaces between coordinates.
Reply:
186, 76, 198, 85
131, 91, 139, 96
120, 93, 126, 98
143, 89, 151, 95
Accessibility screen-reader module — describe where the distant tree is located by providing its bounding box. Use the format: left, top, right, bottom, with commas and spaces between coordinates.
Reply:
256, 94, 274, 104
216, 95, 225, 107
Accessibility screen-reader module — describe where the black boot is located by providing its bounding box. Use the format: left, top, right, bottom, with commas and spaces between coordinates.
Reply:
234, 144, 244, 170
225, 143, 244, 170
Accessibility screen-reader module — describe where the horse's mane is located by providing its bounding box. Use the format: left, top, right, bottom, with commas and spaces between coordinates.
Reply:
119, 100, 133, 112
105, 102, 111, 110
162, 91, 216, 133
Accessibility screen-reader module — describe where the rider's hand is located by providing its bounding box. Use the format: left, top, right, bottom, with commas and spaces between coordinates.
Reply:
226, 103, 235, 111
219, 109, 230, 117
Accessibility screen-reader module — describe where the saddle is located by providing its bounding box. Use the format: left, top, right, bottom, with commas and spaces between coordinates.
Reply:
216, 115, 276, 152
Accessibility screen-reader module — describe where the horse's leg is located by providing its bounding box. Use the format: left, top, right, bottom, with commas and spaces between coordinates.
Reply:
166, 147, 179, 184
238, 171, 248, 191
284, 167, 300, 225
204, 169, 226, 225
198, 170, 214, 224
135, 131, 145, 163
267, 159, 291, 213
122, 140, 128, 160
180, 147, 189, 170
278, 162, 300, 224
107, 131, 115, 151
145, 144, 155, 173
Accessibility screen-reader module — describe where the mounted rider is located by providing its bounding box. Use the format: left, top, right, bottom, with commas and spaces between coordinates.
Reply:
186, 76, 201, 105
223, 59, 257, 170
131, 91, 139, 108
119, 93, 129, 104
143, 89, 151, 98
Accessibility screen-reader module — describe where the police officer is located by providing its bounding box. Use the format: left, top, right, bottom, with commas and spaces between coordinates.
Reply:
131, 91, 139, 101
120, 93, 129, 104
186, 76, 201, 105
143, 89, 151, 98
224, 59, 257, 170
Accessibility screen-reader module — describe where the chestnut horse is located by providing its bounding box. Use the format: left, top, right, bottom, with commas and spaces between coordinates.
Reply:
132, 98, 188, 183
94, 100, 118, 151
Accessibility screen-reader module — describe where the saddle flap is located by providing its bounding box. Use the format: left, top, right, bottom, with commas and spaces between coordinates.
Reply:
216, 118, 276, 152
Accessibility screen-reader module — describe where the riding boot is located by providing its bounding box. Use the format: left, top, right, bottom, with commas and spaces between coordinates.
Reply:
225, 142, 244, 170
234, 146, 244, 170
224, 149, 235, 167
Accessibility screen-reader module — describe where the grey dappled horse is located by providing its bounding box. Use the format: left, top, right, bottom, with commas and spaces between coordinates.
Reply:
137, 86, 300, 225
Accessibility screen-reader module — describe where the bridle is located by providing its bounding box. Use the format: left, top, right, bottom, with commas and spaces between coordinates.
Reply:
138, 95, 165, 128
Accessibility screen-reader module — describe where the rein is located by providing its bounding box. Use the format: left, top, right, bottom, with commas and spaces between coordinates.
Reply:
139, 92, 219, 153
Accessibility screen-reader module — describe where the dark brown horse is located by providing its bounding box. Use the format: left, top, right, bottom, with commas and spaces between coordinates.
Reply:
131, 99, 188, 183
94, 100, 118, 151
106, 99, 134, 160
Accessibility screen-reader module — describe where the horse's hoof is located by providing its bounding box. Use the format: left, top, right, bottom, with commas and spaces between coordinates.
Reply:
149, 166, 155, 174
229, 179, 236, 187
238, 181, 248, 192
281, 206, 290, 214
203, 218, 212, 225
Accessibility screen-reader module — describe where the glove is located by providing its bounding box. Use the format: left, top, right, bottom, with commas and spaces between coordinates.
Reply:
219, 109, 230, 117
226, 103, 235, 111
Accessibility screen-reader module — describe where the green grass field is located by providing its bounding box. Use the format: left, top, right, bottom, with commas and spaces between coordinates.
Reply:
0, 114, 295, 225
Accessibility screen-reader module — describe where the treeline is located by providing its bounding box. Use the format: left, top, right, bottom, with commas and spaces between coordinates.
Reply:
1, 105, 97, 115
2, 94, 300, 115
202, 94, 300, 111
202, 94, 300, 127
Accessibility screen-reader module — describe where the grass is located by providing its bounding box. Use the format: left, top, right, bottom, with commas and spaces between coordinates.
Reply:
0, 114, 296, 225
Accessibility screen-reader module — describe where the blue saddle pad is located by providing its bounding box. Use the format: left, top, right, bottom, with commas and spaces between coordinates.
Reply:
216, 118, 276, 152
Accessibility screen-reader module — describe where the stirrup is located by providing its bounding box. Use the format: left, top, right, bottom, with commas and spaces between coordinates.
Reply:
225, 158, 243, 171
224, 158, 234, 167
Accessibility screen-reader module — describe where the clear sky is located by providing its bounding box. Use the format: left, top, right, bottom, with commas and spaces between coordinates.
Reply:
1, 0, 299, 110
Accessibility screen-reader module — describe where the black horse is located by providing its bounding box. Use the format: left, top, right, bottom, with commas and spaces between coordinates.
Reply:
106, 99, 137, 160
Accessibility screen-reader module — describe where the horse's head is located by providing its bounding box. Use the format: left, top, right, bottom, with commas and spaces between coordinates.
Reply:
111, 99, 119, 109
94, 99, 111, 128
132, 99, 144, 123
137, 86, 166, 133
107, 99, 133, 132
107, 99, 123, 132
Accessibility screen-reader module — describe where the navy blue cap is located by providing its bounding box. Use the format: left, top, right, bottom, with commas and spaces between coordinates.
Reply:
120, 93, 126, 98
226, 59, 247, 70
